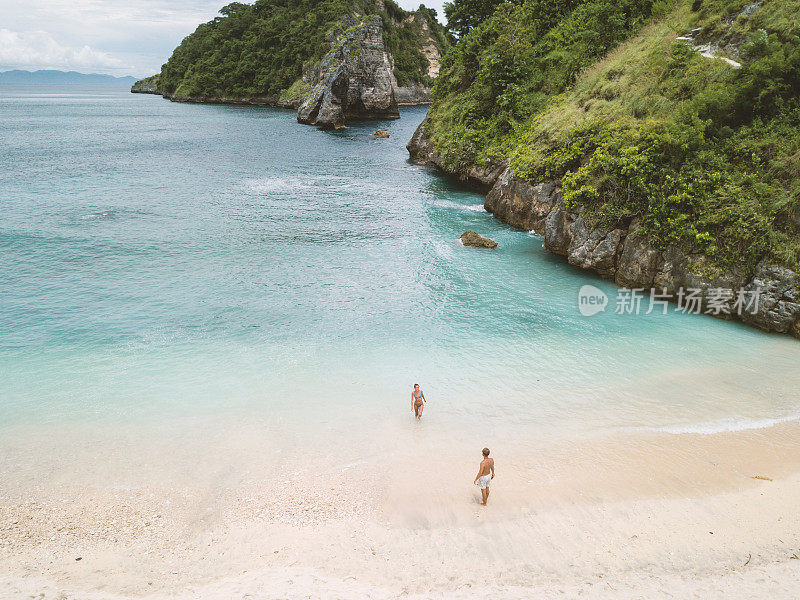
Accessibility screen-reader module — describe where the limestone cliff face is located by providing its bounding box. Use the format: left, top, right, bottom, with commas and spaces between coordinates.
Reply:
391, 15, 441, 104
408, 121, 800, 338
297, 16, 398, 129
393, 82, 433, 105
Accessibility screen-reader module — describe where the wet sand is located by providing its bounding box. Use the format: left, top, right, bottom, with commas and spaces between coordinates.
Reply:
2, 420, 800, 599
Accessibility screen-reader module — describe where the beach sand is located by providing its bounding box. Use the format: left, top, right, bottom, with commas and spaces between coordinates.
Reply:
2, 419, 800, 599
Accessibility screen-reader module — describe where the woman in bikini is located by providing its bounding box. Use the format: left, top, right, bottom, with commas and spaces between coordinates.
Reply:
411, 383, 426, 419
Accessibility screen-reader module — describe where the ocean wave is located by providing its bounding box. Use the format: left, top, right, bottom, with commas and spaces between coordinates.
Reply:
244, 176, 308, 193
654, 413, 800, 435
435, 200, 486, 213
243, 175, 360, 194
81, 210, 118, 220
77, 209, 153, 222
432, 239, 454, 258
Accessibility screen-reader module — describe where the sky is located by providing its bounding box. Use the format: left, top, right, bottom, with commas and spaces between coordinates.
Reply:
0, 0, 446, 78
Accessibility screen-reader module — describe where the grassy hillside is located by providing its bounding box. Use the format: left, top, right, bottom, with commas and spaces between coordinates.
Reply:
426, 0, 800, 274
157, 0, 450, 100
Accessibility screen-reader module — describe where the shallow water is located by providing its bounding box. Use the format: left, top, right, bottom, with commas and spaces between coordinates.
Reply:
2, 85, 800, 465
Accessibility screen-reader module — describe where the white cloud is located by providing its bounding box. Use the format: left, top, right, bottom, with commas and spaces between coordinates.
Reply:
0, 0, 223, 76
0, 28, 130, 73
0, 0, 446, 77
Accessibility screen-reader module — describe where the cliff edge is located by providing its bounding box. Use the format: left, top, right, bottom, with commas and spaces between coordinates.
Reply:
409, 123, 800, 337
410, 0, 800, 338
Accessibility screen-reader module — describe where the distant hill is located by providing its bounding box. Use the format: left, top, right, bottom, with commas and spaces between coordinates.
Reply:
0, 70, 138, 85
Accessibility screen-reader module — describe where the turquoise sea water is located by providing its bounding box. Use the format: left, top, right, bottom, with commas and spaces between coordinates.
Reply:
2, 85, 800, 448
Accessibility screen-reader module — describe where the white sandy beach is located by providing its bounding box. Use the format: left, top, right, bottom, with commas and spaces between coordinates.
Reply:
2, 420, 800, 599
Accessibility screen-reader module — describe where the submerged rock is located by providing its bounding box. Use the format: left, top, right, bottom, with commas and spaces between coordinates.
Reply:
372, 129, 390, 138
460, 231, 498, 249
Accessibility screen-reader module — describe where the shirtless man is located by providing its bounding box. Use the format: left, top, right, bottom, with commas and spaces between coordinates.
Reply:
411, 383, 426, 419
473, 447, 495, 506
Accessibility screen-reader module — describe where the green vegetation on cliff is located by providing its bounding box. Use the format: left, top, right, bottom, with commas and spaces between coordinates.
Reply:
428, 0, 668, 167
157, 0, 450, 100
131, 74, 160, 92
426, 0, 800, 273
443, 0, 517, 37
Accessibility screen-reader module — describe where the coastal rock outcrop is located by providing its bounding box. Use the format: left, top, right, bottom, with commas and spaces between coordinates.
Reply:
416, 118, 800, 336
740, 262, 800, 334
404, 0, 800, 339
394, 82, 433, 104
481, 166, 800, 336
614, 222, 660, 288
566, 217, 625, 279
460, 231, 498, 249
163, 94, 295, 107
407, 120, 507, 188
131, 75, 161, 94
407, 120, 439, 164
297, 16, 398, 129
484, 171, 555, 231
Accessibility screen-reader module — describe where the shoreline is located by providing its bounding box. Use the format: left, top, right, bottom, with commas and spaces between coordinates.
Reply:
132, 90, 433, 109
3, 420, 800, 598
406, 121, 800, 342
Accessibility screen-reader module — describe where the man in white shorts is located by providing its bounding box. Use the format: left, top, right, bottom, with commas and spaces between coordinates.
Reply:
473, 447, 495, 506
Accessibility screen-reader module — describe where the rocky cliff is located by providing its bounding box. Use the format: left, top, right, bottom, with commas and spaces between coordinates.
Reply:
408, 0, 800, 339
297, 16, 399, 129
391, 13, 442, 104
408, 123, 800, 338
132, 0, 450, 127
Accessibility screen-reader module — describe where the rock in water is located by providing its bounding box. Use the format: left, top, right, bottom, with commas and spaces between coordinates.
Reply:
298, 16, 398, 129
460, 231, 498, 249
372, 129, 390, 138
